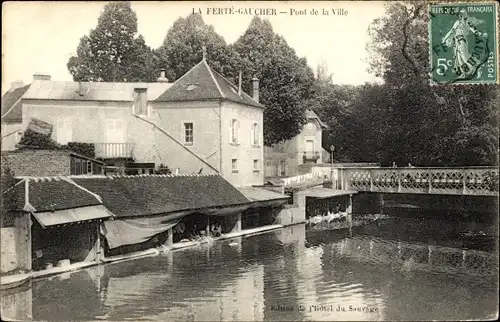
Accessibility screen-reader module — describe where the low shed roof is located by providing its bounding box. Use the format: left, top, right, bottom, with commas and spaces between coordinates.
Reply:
73, 174, 251, 218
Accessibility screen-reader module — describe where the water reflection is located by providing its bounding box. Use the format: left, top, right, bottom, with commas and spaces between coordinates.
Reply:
1, 281, 32, 321
1, 217, 498, 321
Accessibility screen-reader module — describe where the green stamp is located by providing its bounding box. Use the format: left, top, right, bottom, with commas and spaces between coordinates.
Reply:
429, 2, 498, 84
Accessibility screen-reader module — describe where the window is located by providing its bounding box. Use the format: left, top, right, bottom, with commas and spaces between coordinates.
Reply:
279, 160, 286, 177
87, 161, 92, 174
71, 157, 85, 175
184, 122, 194, 145
305, 139, 315, 152
106, 119, 125, 143
231, 158, 238, 173
251, 123, 259, 146
56, 119, 73, 144
253, 159, 260, 172
230, 119, 239, 144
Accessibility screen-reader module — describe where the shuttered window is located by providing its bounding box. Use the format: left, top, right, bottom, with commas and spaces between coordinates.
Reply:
230, 119, 239, 144
251, 123, 259, 146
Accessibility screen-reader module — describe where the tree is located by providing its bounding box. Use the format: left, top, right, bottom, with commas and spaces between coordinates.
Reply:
361, 1, 499, 166
67, 1, 157, 82
315, 60, 333, 84
156, 14, 239, 82
232, 17, 315, 146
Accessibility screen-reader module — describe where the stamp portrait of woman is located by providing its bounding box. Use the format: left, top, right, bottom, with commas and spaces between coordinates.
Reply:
441, 9, 488, 79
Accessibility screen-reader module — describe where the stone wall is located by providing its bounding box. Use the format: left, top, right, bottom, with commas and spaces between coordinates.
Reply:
1, 227, 17, 273
1, 212, 31, 275
273, 190, 306, 226
3, 150, 70, 176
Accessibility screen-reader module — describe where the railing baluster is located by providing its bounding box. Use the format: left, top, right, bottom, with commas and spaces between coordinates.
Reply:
397, 171, 401, 193
93, 143, 134, 159
370, 169, 373, 192
462, 169, 467, 194
428, 170, 433, 193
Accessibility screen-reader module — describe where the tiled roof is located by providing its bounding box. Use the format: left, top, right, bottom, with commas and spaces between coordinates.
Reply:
306, 109, 328, 128
155, 59, 265, 109
23, 81, 172, 102
73, 174, 251, 218
1, 85, 31, 123
3, 149, 105, 164
11, 177, 102, 212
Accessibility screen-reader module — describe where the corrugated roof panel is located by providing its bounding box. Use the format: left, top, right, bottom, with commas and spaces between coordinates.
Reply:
237, 187, 289, 202
47, 82, 65, 100
20, 81, 172, 102
33, 205, 113, 228
23, 82, 40, 99
303, 187, 358, 199
61, 86, 78, 100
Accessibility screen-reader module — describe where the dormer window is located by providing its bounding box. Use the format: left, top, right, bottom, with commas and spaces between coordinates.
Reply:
133, 88, 148, 116
306, 122, 316, 130
186, 83, 199, 91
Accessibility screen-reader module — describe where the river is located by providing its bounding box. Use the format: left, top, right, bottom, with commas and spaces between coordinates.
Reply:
1, 215, 498, 321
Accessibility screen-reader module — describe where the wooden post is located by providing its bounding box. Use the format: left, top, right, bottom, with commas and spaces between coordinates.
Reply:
96, 220, 101, 262
231, 213, 242, 233
428, 245, 433, 265
397, 171, 402, 193
462, 250, 466, 268
379, 194, 384, 214
166, 227, 173, 246
346, 194, 353, 229
206, 216, 210, 237
398, 242, 402, 260
369, 240, 374, 256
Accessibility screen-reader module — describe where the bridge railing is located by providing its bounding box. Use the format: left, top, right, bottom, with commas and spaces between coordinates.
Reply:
281, 172, 324, 188
338, 167, 499, 196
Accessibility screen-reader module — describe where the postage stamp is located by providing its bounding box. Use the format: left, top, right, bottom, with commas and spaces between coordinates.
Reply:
429, 2, 498, 84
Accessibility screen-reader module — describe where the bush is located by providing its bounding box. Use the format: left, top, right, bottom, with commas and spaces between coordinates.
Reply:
17, 129, 60, 150
65, 142, 96, 159
154, 163, 172, 175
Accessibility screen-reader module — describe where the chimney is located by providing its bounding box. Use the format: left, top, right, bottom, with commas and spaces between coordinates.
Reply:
238, 71, 242, 96
252, 77, 259, 103
157, 69, 169, 82
11, 81, 24, 89
33, 73, 51, 81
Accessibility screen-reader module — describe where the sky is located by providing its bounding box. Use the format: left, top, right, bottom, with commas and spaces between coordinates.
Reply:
1, 1, 387, 94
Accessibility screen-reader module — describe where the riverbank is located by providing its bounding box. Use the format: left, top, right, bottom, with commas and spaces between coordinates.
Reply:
1, 223, 287, 290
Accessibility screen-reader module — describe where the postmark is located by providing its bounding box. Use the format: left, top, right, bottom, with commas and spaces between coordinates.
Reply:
429, 2, 498, 84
